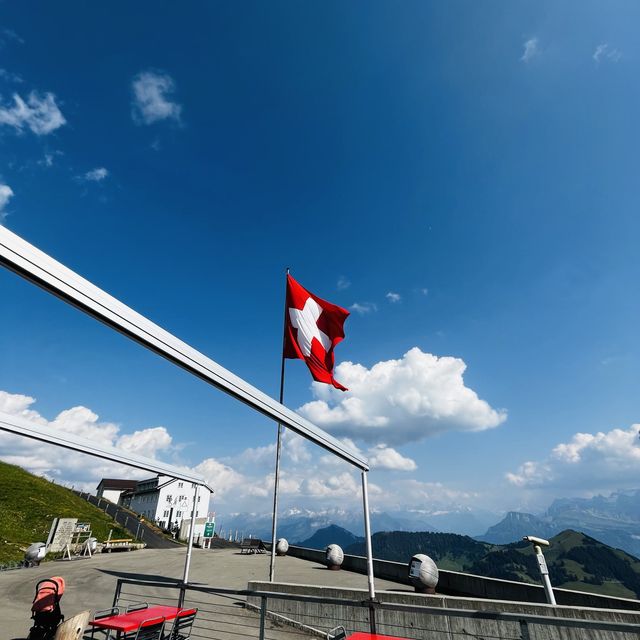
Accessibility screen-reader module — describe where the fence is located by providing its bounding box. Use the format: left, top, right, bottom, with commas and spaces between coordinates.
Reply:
111, 577, 640, 640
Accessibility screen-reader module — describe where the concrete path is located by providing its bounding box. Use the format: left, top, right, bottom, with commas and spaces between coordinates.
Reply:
0, 547, 401, 639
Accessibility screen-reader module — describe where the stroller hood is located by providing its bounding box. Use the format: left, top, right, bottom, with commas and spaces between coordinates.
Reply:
32, 577, 65, 613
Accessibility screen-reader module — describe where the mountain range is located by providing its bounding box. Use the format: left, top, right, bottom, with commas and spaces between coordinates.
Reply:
220, 505, 498, 543
480, 490, 640, 557
220, 488, 640, 559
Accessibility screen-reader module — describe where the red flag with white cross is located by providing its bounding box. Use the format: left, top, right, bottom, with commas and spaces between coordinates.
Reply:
284, 274, 349, 391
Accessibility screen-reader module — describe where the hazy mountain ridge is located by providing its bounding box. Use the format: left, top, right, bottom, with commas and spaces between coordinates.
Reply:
480, 490, 640, 557
297, 524, 363, 549
220, 505, 498, 543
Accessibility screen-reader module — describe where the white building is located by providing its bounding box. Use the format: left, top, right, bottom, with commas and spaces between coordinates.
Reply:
118, 475, 212, 530
96, 478, 139, 504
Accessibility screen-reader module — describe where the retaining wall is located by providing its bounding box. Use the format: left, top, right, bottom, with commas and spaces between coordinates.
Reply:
287, 544, 640, 611
249, 579, 640, 640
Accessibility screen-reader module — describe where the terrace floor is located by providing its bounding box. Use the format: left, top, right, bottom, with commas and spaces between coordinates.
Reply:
1, 547, 403, 639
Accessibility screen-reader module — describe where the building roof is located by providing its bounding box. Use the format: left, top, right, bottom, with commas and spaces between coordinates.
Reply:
97, 478, 140, 491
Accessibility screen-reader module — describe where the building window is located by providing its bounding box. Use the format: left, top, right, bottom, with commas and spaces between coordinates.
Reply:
178, 482, 183, 488
163, 510, 170, 517
176, 511, 182, 517
166, 494, 172, 502
197, 496, 201, 502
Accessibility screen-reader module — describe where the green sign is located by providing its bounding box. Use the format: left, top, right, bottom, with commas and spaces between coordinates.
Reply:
204, 522, 215, 538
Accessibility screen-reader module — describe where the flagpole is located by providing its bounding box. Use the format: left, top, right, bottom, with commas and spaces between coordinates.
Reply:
269, 267, 289, 583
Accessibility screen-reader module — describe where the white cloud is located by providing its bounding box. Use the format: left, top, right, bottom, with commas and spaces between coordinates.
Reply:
506, 424, 640, 492
1, 29, 24, 46
39, 150, 63, 167
0, 68, 23, 83
337, 276, 351, 291
593, 43, 622, 64
131, 71, 182, 125
368, 444, 417, 471
0, 183, 14, 223
521, 38, 539, 63
0, 390, 173, 490
350, 302, 377, 315
386, 291, 401, 303
299, 347, 506, 445
193, 458, 246, 498
82, 167, 109, 182
0, 91, 66, 135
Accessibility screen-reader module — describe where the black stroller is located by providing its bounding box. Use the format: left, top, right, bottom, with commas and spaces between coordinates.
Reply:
27, 577, 65, 640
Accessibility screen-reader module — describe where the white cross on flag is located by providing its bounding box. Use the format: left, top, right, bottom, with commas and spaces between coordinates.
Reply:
284, 274, 349, 390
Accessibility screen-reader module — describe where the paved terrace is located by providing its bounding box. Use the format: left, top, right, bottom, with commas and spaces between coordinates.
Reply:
1, 547, 400, 639
4, 547, 640, 639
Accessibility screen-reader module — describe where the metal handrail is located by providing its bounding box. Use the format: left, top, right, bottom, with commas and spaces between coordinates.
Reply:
112, 576, 640, 637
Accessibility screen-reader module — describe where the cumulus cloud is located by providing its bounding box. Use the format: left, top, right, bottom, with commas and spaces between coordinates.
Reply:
521, 38, 539, 63
386, 291, 401, 303
506, 424, 640, 492
593, 43, 622, 64
0, 91, 66, 135
337, 276, 351, 291
193, 458, 246, 498
0, 390, 173, 490
0, 183, 14, 223
82, 167, 108, 182
368, 444, 417, 471
299, 347, 506, 445
131, 71, 182, 125
350, 302, 377, 315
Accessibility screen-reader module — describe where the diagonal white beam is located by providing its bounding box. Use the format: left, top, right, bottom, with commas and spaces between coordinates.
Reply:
0, 226, 368, 470
0, 410, 211, 489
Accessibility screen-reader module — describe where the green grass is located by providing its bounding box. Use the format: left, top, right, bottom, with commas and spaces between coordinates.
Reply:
0, 460, 128, 564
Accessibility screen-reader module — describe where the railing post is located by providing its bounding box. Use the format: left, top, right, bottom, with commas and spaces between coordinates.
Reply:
178, 585, 186, 608
112, 579, 123, 608
519, 619, 531, 640
368, 600, 377, 635
259, 595, 267, 640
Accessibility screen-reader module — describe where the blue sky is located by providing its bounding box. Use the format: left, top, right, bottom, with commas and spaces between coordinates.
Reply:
1, 1, 639, 525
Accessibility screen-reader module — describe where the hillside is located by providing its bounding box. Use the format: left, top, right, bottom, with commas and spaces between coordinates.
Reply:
0, 461, 128, 564
347, 531, 495, 571
297, 525, 363, 550
348, 529, 640, 598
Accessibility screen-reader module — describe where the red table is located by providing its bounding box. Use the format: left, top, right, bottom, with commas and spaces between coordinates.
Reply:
348, 634, 410, 640
88, 605, 181, 636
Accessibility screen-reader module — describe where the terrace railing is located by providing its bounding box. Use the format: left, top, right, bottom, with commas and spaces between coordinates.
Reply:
111, 577, 640, 640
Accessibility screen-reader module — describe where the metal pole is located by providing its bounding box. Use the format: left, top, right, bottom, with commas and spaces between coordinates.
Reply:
269, 423, 283, 582
182, 484, 200, 585
361, 470, 376, 601
269, 268, 290, 583
535, 544, 556, 605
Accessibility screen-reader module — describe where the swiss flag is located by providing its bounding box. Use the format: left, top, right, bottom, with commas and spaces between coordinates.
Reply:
284, 274, 349, 391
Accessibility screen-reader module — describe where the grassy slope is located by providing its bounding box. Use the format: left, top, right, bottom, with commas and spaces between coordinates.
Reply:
0, 460, 127, 563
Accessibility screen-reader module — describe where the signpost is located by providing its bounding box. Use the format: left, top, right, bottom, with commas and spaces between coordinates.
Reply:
49, 518, 78, 553
202, 517, 215, 548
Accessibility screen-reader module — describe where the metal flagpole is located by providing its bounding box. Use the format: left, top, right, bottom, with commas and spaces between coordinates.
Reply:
361, 470, 376, 600
269, 268, 290, 582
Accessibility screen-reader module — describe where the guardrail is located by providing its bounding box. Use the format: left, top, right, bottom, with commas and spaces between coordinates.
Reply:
110, 577, 640, 640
